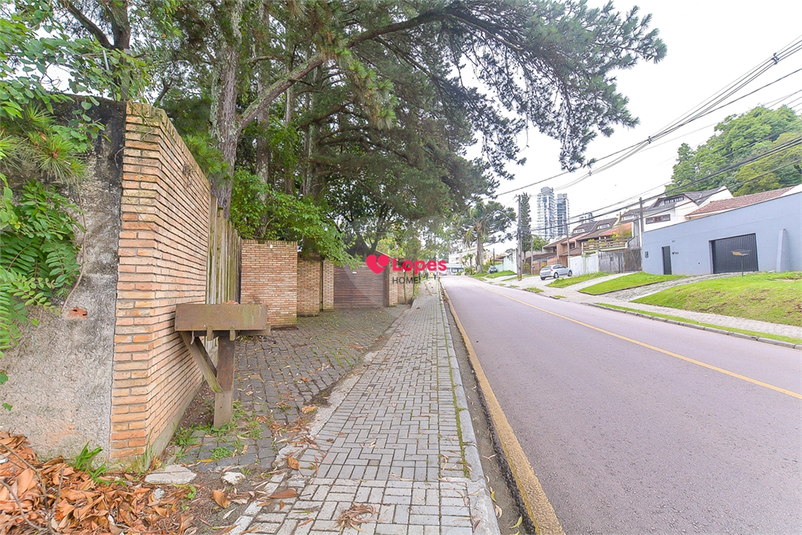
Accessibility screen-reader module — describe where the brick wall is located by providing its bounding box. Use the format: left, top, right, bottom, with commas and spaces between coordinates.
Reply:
111, 102, 208, 461
241, 240, 298, 326
297, 258, 322, 316
388, 271, 398, 305
322, 261, 334, 310
390, 275, 413, 304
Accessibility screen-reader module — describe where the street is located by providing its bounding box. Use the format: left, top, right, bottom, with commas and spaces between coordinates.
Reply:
442, 276, 802, 534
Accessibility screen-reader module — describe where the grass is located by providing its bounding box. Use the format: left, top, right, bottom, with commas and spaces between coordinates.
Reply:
524, 287, 543, 293
632, 271, 802, 326
482, 269, 516, 279
580, 272, 685, 295
596, 303, 802, 345
548, 272, 611, 288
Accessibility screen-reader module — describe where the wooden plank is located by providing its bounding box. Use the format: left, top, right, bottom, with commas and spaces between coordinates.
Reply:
179, 332, 222, 393
213, 337, 235, 427
175, 303, 268, 331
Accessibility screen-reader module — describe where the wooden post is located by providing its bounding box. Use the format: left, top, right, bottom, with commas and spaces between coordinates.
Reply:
214, 335, 236, 428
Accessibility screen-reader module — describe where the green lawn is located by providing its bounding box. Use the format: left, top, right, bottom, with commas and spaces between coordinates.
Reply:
580, 272, 685, 295
596, 303, 802, 345
548, 272, 611, 288
632, 272, 802, 326
482, 269, 516, 279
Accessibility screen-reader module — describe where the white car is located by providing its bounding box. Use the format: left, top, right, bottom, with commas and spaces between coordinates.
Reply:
540, 264, 572, 280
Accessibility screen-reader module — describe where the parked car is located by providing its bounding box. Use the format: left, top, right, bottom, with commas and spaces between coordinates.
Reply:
540, 264, 572, 280
487, 265, 498, 274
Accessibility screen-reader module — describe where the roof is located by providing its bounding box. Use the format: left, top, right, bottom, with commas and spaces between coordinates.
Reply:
600, 222, 632, 237
646, 187, 726, 209
570, 217, 619, 241
687, 187, 795, 217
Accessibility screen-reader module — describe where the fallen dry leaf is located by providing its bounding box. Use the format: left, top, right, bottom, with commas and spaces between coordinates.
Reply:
300, 405, 317, 413
267, 488, 298, 500
336, 503, 376, 530
0, 431, 193, 534
212, 489, 230, 509
286, 456, 300, 470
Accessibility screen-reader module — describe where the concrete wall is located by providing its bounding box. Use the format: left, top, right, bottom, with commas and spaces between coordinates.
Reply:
111, 102, 209, 461
1, 100, 126, 461
241, 240, 298, 326
642, 192, 802, 275
2, 101, 245, 464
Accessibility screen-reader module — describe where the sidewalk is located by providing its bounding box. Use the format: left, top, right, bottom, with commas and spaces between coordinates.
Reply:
223, 280, 499, 535
490, 272, 802, 341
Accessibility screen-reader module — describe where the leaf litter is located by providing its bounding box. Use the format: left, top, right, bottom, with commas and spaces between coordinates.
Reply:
0, 432, 194, 534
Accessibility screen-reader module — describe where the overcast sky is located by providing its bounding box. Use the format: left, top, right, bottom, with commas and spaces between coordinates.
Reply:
487, 0, 802, 228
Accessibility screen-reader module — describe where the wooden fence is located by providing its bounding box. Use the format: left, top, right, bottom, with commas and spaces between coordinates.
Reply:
207, 197, 241, 305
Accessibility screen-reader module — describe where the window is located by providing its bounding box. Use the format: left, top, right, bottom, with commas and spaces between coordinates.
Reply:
645, 214, 670, 224
657, 195, 683, 206
598, 224, 611, 229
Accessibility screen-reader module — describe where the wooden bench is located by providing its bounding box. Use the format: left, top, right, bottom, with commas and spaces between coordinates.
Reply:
174, 304, 270, 427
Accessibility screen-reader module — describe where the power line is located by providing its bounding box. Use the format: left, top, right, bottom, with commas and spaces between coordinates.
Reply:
526, 135, 802, 234
495, 36, 802, 197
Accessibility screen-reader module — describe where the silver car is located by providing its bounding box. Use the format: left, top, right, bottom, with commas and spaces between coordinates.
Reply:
540, 264, 572, 280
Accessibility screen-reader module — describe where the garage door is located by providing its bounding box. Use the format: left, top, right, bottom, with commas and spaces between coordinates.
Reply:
711, 234, 759, 274
334, 266, 387, 308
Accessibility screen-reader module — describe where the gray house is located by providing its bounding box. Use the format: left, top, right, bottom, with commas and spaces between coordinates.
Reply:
642, 186, 801, 275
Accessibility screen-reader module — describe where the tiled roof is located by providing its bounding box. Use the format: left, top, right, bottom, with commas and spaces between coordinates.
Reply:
687, 187, 794, 216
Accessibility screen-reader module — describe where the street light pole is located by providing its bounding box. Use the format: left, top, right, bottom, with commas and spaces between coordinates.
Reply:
517, 195, 523, 281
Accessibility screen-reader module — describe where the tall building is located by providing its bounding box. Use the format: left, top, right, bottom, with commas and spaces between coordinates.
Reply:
536, 187, 556, 241
556, 193, 569, 237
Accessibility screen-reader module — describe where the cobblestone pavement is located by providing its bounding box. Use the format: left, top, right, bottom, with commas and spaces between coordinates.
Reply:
490, 272, 802, 341
180, 307, 405, 472
226, 280, 499, 535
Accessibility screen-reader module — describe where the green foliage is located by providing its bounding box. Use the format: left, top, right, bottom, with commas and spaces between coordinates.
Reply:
73, 443, 109, 484
668, 106, 802, 195
456, 200, 515, 272
231, 170, 350, 263
183, 132, 229, 186
0, 1, 147, 116
210, 446, 233, 461
0, 180, 82, 355
531, 235, 549, 251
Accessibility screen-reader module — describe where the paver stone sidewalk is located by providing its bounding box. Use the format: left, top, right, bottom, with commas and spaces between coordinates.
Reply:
227, 280, 499, 535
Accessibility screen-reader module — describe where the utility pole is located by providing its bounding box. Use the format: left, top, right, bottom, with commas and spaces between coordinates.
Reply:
638, 197, 645, 247
517, 195, 523, 281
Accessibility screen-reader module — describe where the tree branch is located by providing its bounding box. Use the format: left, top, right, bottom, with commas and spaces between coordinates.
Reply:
63, 1, 113, 50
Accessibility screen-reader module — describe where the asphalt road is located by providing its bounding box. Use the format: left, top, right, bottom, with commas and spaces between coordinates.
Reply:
442, 276, 802, 535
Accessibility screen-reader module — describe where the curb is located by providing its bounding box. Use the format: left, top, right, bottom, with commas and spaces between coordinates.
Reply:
442, 284, 565, 535
436, 281, 500, 535
587, 303, 802, 351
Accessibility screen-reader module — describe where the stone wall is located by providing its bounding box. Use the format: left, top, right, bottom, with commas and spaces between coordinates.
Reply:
1, 99, 127, 461
241, 240, 298, 326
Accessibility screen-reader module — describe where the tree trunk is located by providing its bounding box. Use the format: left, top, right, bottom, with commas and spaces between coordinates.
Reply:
209, 1, 245, 217
476, 235, 484, 272
254, 5, 272, 186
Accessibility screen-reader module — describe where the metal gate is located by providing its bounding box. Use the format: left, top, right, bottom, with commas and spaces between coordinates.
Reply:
334, 266, 387, 308
662, 246, 672, 275
711, 234, 758, 274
